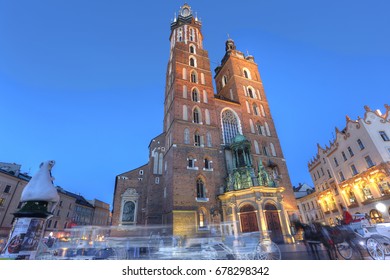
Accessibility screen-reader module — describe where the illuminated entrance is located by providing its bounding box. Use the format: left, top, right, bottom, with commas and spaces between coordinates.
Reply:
239, 205, 259, 233
264, 203, 283, 243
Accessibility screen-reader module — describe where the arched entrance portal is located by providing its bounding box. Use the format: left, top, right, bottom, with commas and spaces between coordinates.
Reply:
239, 205, 259, 233
264, 203, 284, 243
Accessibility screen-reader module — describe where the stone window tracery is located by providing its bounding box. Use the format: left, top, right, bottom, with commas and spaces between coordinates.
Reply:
221, 110, 241, 144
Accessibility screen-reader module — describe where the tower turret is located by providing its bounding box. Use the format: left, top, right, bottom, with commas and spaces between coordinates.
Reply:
169, 3, 203, 48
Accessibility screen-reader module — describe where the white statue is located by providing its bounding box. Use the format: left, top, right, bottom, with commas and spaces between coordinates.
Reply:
20, 160, 60, 209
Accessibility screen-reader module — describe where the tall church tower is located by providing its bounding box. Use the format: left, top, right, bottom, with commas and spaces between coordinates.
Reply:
113, 3, 298, 244
162, 4, 225, 237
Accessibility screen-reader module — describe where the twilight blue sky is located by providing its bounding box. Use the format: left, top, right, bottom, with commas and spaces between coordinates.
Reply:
1, 0, 389, 207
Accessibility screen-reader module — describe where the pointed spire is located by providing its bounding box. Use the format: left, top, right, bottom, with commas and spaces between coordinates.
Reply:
225, 36, 236, 52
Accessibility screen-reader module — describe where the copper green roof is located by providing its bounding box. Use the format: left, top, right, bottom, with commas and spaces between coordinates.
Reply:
232, 134, 247, 143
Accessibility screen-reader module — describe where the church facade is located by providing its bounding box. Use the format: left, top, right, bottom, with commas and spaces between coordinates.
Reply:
112, 4, 298, 243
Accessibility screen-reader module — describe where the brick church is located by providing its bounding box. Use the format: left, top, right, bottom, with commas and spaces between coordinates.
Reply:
112, 4, 298, 243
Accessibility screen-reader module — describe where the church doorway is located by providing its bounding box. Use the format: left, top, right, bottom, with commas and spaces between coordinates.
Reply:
239, 205, 259, 233
264, 203, 284, 243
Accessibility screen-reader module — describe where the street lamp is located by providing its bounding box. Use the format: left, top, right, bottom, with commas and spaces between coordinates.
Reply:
375, 202, 386, 213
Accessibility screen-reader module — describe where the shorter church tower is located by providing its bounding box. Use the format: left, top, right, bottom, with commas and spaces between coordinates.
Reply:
213, 37, 297, 243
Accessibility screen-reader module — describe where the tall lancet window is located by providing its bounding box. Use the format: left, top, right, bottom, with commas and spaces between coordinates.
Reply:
247, 87, 254, 98
189, 57, 196, 67
189, 44, 196, 54
189, 28, 195, 41
191, 71, 198, 83
178, 28, 183, 42
193, 108, 201, 123
253, 104, 259, 116
221, 109, 240, 144
196, 178, 206, 198
192, 88, 199, 102
222, 75, 228, 87
194, 131, 201, 146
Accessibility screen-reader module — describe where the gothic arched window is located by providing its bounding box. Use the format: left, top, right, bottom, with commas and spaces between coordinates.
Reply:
192, 88, 199, 102
265, 122, 271, 136
196, 178, 206, 198
189, 56, 196, 67
178, 28, 183, 42
221, 109, 240, 144
243, 68, 251, 79
194, 131, 201, 146
257, 123, 264, 135
189, 45, 196, 54
253, 104, 259, 116
199, 209, 205, 227
191, 71, 198, 83
193, 108, 200, 124
189, 28, 195, 41
248, 87, 254, 98
222, 75, 228, 87
270, 143, 276, 156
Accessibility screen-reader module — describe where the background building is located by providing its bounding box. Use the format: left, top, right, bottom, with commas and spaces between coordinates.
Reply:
113, 4, 298, 243
293, 183, 325, 224
89, 199, 111, 227
0, 162, 31, 251
0, 162, 111, 244
293, 183, 315, 199
44, 188, 107, 239
304, 105, 390, 225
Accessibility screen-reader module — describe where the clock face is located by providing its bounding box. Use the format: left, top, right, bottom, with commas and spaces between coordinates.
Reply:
182, 7, 190, 17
